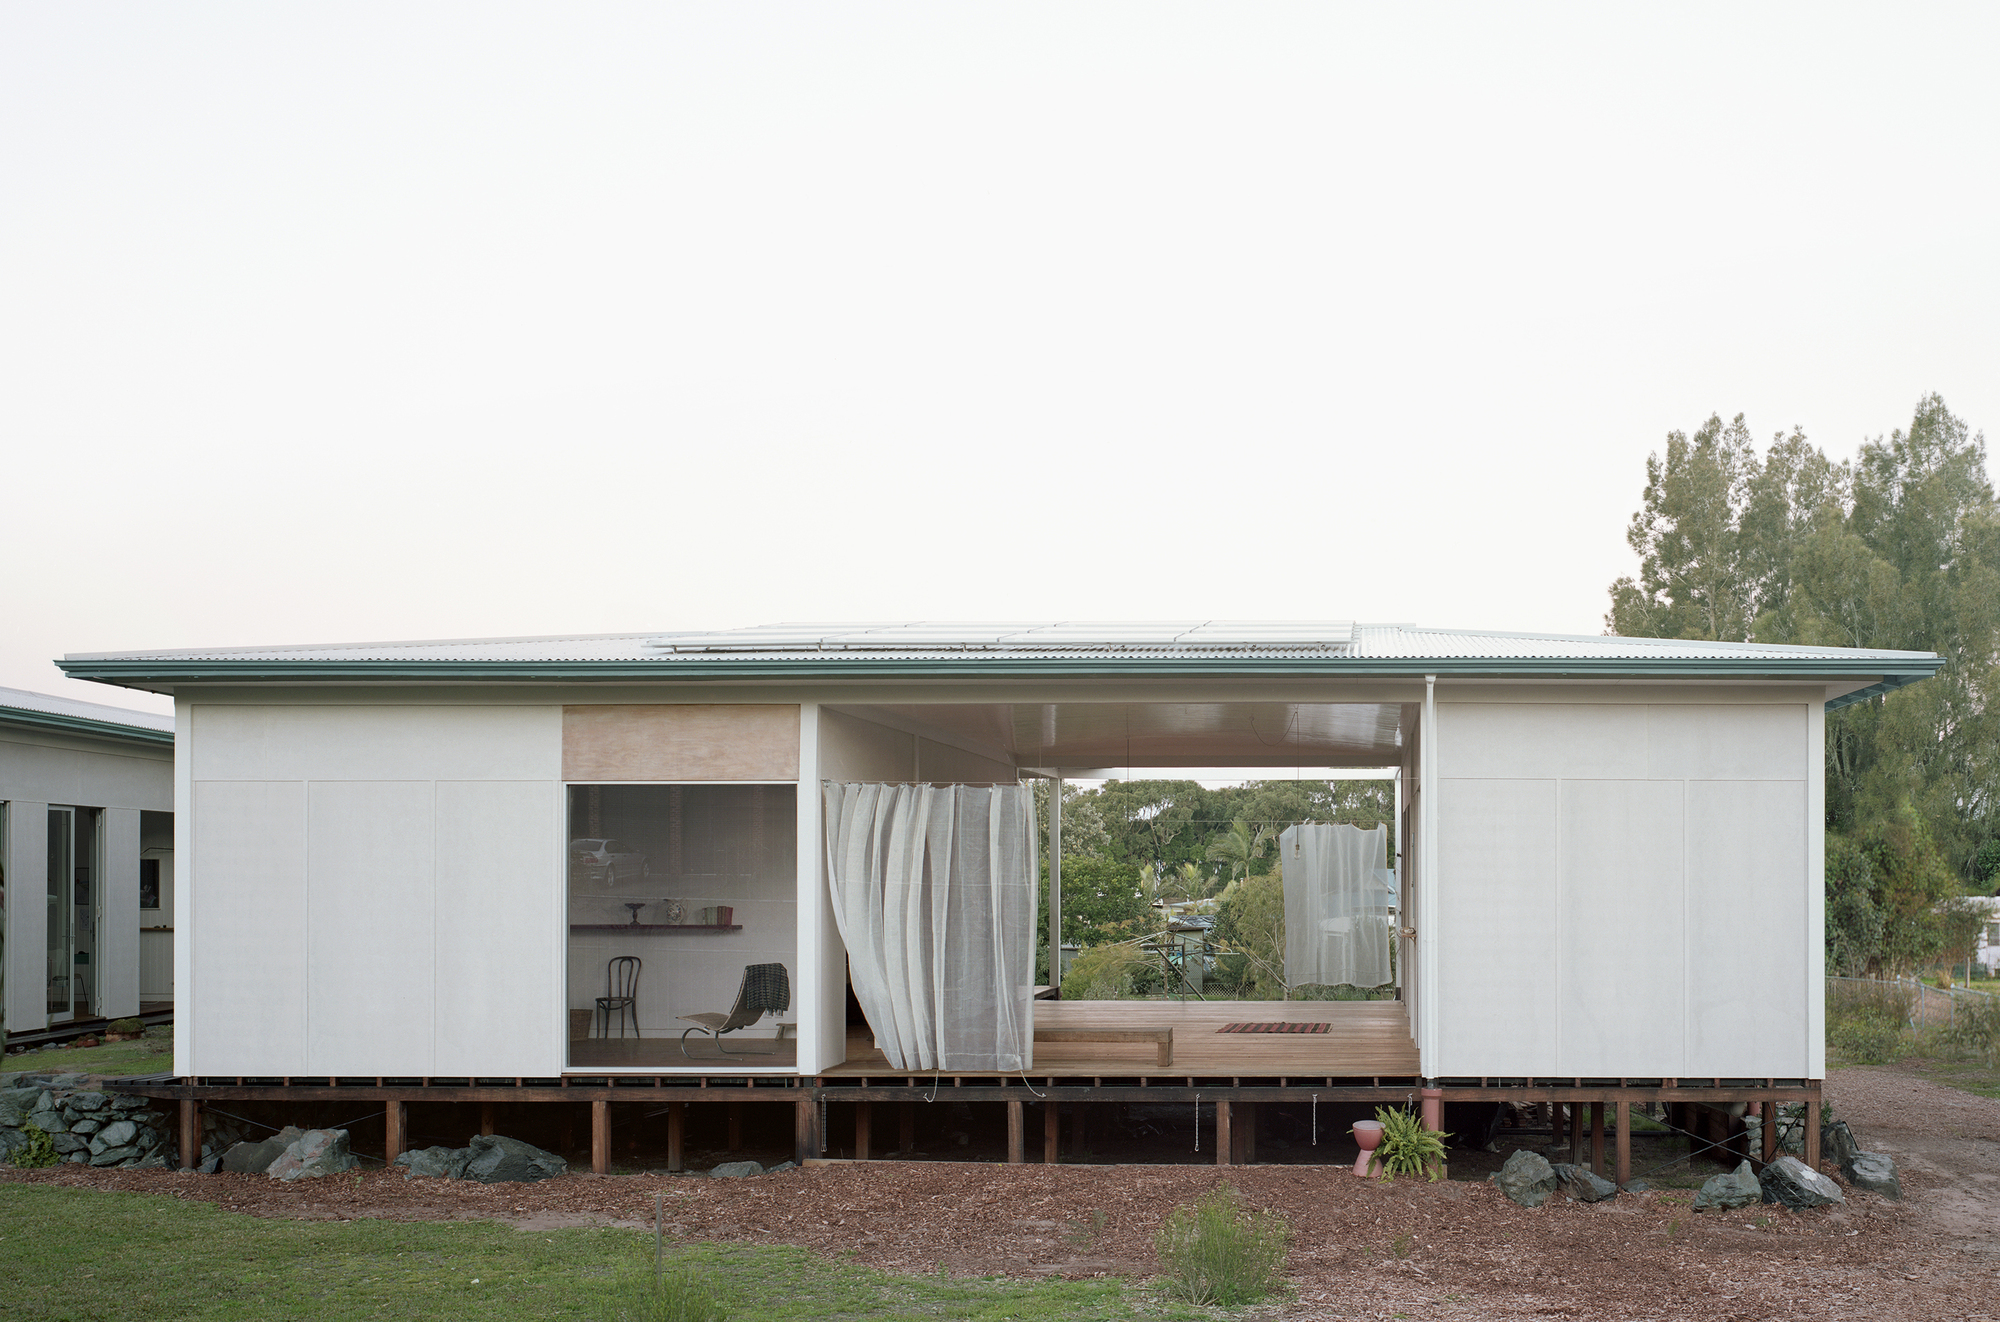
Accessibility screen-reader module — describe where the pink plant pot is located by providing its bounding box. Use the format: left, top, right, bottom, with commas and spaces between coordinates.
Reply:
1351, 1119, 1384, 1178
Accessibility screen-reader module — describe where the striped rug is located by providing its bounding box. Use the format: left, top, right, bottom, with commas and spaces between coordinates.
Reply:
1217, 1021, 1331, 1034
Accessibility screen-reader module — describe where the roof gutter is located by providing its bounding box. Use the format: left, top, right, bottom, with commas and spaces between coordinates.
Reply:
55, 655, 1946, 689
0, 707, 175, 746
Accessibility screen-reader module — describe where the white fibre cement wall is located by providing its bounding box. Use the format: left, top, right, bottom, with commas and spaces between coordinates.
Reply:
180, 704, 563, 1078
1431, 692, 1819, 1080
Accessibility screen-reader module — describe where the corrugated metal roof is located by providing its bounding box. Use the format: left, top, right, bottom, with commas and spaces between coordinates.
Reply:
0, 685, 175, 737
55, 623, 1940, 712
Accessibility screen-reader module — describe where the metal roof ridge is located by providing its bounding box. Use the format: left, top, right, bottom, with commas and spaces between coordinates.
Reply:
63, 630, 664, 661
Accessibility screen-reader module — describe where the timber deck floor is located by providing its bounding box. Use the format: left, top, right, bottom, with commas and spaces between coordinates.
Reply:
826, 999, 1420, 1079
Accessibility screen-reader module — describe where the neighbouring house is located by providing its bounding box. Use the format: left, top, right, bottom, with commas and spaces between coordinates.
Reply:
58, 621, 1938, 1176
1967, 895, 2000, 977
1, 686, 175, 1042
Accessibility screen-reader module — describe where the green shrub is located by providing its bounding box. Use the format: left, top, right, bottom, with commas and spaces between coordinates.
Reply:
607, 1266, 725, 1322
107, 1018, 143, 1035
1826, 979, 1915, 1064
12, 1124, 59, 1169
1369, 1106, 1449, 1181
1062, 944, 1153, 1001
1153, 1185, 1289, 1306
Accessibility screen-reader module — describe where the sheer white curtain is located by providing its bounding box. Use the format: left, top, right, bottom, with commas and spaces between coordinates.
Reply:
822, 782, 1039, 1072
1279, 824, 1395, 989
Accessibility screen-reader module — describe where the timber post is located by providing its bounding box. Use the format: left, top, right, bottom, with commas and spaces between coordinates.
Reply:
1005, 1099, 1024, 1163
666, 1101, 685, 1173
1590, 1101, 1605, 1175
1043, 1101, 1059, 1164
1614, 1099, 1630, 1188
1214, 1099, 1232, 1166
854, 1099, 871, 1161
590, 1100, 610, 1175
1761, 1100, 1777, 1165
384, 1100, 405, 1165
793, 1097, 817, 1165
178, 1098, 201, 1170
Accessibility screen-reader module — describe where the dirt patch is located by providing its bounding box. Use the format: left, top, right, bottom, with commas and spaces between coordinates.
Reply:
6, 1067, 1998, 1320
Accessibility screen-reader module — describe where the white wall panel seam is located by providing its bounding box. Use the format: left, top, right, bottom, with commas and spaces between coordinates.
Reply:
175, 701, 193, 1076
1680, 778, 1690, 1079
1808, 699, 1826, 1078
1554, 778, 1564, 1077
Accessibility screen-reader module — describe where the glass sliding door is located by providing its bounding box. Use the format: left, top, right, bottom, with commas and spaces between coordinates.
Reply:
47, 808, 73, 1020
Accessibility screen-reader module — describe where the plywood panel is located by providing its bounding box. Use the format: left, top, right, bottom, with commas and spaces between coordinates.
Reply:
915, 738, 1017, 783
191, 781, 307, 1076
1558, 780, 1684, 1076
1685, 780, 1809, 1075
435, 781, 560, 1076
563, 705, 799, 781
1647, 705, 1807, 781
195, 706, 560, 782
816, 708, 913, 782
307, 782, 435, 1075
1434, 778, 1559, 1077
1437, 704, 1647, 781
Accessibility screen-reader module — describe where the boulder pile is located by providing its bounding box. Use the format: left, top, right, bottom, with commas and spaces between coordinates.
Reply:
393, 1134, 567, 1183
0, 1073, 173, 1169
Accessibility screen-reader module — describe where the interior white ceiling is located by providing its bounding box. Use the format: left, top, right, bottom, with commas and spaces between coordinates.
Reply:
861, 701, 1409, 770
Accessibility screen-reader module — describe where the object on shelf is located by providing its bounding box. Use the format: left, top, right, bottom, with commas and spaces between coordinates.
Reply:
658, 897, 686, 924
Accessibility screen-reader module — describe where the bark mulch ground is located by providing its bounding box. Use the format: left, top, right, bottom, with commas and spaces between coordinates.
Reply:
6, 1067, 1997, 1320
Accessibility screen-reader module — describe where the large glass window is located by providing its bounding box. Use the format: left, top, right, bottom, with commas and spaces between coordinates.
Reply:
566, 784, 797, 1068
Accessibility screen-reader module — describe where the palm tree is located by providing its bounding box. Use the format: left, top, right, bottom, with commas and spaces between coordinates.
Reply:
1205, 817, 1276, 895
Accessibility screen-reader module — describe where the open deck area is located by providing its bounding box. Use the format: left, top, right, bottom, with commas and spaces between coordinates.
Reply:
825, 998, 1421, 1079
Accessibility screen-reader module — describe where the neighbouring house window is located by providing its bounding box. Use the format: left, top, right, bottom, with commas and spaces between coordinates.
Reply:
565, 783, 797, 1069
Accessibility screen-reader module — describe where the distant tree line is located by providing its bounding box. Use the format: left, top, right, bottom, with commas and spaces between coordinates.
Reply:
1606, 394, 2000, 978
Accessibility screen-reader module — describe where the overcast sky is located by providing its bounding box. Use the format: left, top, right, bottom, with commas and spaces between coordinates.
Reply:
5, 3, 1996, 717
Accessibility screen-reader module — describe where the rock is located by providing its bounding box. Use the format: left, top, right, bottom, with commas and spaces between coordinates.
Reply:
1552, 1163, 1618, 1202
708, 1160, 764, 1179
1760, 1155, 1845, 1209
1822, 1120, 1862, 1168
1694, 1161, 1763, 1212
69, 1119, 101, 1136
66, 1092, 109, 1114
266, 1129, 358, 1181
50, 1133, 89, 1156
90, 1145, 139, 1167
197, 1154, 225, 1175
28, 1109, 67, 1134
1842, 1151, 1902, 1200
764, 1161, 797, 1174
47, 1074, 86, 1090
1494, 1150, 1560, 1208
94, 1120, 138, 1149
109, 1095, 149, 1111
219, 1128, 305, 1174
125, 1153, 170, 1171
0, 1093, 32, 1127
396, 1146, 474, 1181
462, 1135, 567, 1184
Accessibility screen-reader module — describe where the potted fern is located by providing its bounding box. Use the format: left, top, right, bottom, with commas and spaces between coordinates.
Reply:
1367, 1105, 1450, 1182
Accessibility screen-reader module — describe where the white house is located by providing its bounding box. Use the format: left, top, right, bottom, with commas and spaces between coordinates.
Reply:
60, 621, 1938, 1176
1, 686, 175, 1041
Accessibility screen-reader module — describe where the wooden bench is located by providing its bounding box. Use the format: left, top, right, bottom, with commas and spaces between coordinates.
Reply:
1034, 1026, 1173, 1066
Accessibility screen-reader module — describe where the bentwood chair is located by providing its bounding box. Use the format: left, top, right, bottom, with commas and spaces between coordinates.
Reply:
595, 955, 641, 1038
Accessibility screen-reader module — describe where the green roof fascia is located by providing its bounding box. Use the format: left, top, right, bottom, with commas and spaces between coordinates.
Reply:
56, 654, 1944, 689
0, 706, 174, 746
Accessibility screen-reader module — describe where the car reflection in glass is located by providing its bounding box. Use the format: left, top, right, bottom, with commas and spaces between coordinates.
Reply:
568, 838, 649, 888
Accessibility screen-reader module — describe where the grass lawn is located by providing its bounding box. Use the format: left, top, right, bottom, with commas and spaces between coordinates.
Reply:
2, 1035, 174, 1083
0, 1185, 1187, 1322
